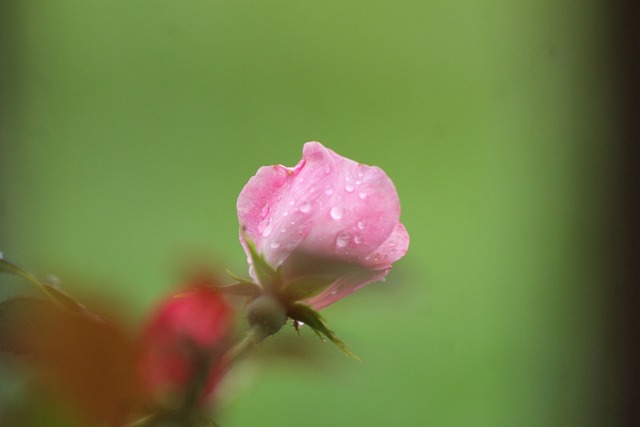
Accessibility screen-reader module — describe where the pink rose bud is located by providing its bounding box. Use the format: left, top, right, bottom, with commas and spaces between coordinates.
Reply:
237, 142, 409, 310
137, 282, 233, 408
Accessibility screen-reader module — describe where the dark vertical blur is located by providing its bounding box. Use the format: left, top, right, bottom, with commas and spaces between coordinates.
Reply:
609, 1, 640, 426
0, 1, 22, 252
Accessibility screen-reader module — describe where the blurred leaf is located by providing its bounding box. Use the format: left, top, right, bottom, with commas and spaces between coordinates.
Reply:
0, 297, 58, 355
0, 295, 141, 425
286, 303, 360, 361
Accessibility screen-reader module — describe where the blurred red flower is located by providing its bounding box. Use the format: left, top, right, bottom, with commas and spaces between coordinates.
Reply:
137, 283, 233, 409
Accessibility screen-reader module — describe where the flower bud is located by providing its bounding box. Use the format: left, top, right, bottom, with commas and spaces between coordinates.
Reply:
237, 142, 409, 310
137, 284, 232, 408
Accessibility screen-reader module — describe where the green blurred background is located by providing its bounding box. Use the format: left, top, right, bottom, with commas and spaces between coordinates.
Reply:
0, 1, 618, 426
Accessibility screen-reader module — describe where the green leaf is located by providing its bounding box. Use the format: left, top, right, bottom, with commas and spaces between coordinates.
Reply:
242, 233, 279, 290
279, 275, 336, 302
286, 303, 361, 361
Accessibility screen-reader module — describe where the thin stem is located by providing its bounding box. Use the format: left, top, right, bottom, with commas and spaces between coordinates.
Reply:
222, 327, 265, 369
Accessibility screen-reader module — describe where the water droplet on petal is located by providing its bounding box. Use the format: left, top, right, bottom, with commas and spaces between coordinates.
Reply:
260, 205, 270, 218
289, 200, 295, 206
358, 192, 367, 200
283, 211, 288, 216
299, 201, 311, 213
262, 224, 273, 237
330, 206, 344, 220
354, 235, 363, 244
345, 184, 355, 193
325, 186, 334, 195
336, 231, 351, 248
357, 171, 364, 178
270, 241, 280, 249
355, 180, 362, 185
297, 176, 305, 183
324, 166, 331, 174
357, 220, 365, 230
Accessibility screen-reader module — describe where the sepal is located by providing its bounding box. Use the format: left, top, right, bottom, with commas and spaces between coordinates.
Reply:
286, 303, 360, 361
226, 270, 257, 287
212, 278, 261, 298
279, 275, 336, 302
242, 231, 280, 291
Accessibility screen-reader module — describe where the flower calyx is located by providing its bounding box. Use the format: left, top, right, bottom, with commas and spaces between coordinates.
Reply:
221, 242, 358, 360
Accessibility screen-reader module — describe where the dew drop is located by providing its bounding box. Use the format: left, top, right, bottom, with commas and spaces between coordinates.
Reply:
289, 200, 295, 206
358, 192, 367, 200
260, 205, 270, 218
330, 206, 344, 220
357, 171, 364, 178
345, 184, 355, 193
46, 274, 61, 289
354, 235, 363, 244
324, 166, 331, 175
336, 231, 351, 248
270, 241, 280, 249
281, 228, 287, 233
262, 224, 273, 237
299, 201, 311, 213
297, 176, 305, 183
355, 180, 362, 185
283, 211, 288, 216
325, 187, 334, 195
357, 220, 366, 230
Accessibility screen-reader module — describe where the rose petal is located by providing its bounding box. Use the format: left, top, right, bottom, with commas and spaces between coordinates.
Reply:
237, 142, 408, 308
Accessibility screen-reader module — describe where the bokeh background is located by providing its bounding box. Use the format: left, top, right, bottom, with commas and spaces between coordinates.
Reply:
0, 1, 633, 426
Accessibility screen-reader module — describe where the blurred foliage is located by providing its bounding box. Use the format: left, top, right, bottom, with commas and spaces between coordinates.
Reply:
1, 1, 615, 426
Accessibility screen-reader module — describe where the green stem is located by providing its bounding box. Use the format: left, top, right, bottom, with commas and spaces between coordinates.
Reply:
223, 327, 265, 368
